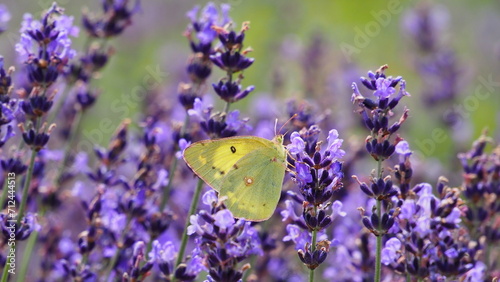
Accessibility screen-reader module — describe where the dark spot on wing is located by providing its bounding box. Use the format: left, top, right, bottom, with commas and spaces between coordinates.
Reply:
262, 203, 266, 207
220, 170, 225, 175
212, 166, 216, 169
233, 164, 239, 169
230, 146, 236, 153
244, 176, 254, 187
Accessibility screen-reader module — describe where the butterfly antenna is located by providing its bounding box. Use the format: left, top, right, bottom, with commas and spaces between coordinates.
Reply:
278, 113, 298, 135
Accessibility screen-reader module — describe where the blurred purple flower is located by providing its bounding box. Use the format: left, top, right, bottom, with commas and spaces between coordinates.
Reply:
294, 162, 312, 187
186, 2, 231, 45
187, 98, 209, 121
187, 214, 211, 236
186, 191, 261, 281
464, 261, 486, 281
225, 110, 251, 133
287, 132, 305, 155
227, 222, 263, 257
16, 3, 78, 62
82, 0, 140, 38
399, 199, 417, 220
402, 3, 449, 52
213, 209, 234, 229
176, 138, 190, 159
185, 252, 207, 277
202, 189, 218, 206
281, 200, 302, 222
331, 200, 346, 218
101, 210, 127, 235
326, 129, 345, 159
283, 224, 311, 250
0, 4, 11, 32
444, 248, 458, 258
149, 240, 176, 263
381, 237, 401, 265
395, 140, 412, 156
373, 77, 396, 99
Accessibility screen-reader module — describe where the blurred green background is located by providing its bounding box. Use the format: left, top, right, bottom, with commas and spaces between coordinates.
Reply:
1, 0, 499, 178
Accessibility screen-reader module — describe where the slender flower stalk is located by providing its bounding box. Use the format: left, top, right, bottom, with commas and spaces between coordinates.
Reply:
309, 215, 318, 282
351, 65, 409, 282
16, 150, 36, 224
173, 5, 255, 282
160, 2, 229, 210
284, 126, 346, 280
0, 2, 497, 281
17, 208, 46, 282
173, 178, 203, 273
54, 103, 84, 186
160, 107, 189, 211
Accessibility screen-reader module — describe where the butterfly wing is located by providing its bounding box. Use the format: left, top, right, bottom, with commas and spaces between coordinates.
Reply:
219, 146, 286, 221
183, 136, 275, 191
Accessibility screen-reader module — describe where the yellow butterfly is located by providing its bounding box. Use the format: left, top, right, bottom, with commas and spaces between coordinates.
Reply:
183, 135, 287, 221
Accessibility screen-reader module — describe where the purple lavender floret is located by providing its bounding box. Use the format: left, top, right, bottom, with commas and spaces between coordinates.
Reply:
212, 80, 255, 103
15, 3, 79, 86
0, 4, 10, 33
0, 2, 494, 282
82, 0, 140, 38
188, 98, 251, 138
284, 126, 345, 270
186, 190, 262, 282
210, 51, 254, 73
352, 65, 409, 161
186, 2, 230, 54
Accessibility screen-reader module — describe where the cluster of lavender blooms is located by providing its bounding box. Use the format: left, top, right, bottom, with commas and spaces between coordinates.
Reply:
283, 127, 346, 275
0, 1, 498, 282
347, 65, 497, 281
403, 3, 462, 128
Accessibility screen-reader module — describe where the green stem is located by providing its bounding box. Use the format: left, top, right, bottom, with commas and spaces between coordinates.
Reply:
2, 92, 45, 281
54, 109, 84, 188
223, 101, 231, 116
173, 178, 204, 279
80, 253, 89, 271
17, 150, 37, 225
46, 88, 70, 126
309, 227, 318, 282
160, 156, 178, 211
485, 241, 490, 272
375, 201, 382, 282
377, 159, 383, 178
0, 178, 9, 209
17, 208, 46, 282
160, 114, 190, 211
374, 159, 383, 282
405, 245, 411, 282
0, 259, 10, 282
106, 216, 133, 278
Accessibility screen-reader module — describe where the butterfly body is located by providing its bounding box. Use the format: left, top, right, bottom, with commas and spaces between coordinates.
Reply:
183, 135, 286, 221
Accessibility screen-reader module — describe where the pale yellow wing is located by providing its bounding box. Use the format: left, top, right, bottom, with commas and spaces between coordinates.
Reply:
183, 136, 275, 191
219, 146, 286, 221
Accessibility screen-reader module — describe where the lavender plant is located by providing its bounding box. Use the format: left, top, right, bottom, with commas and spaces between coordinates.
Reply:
0, 1, 497, 282
284, 126, 346, 282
